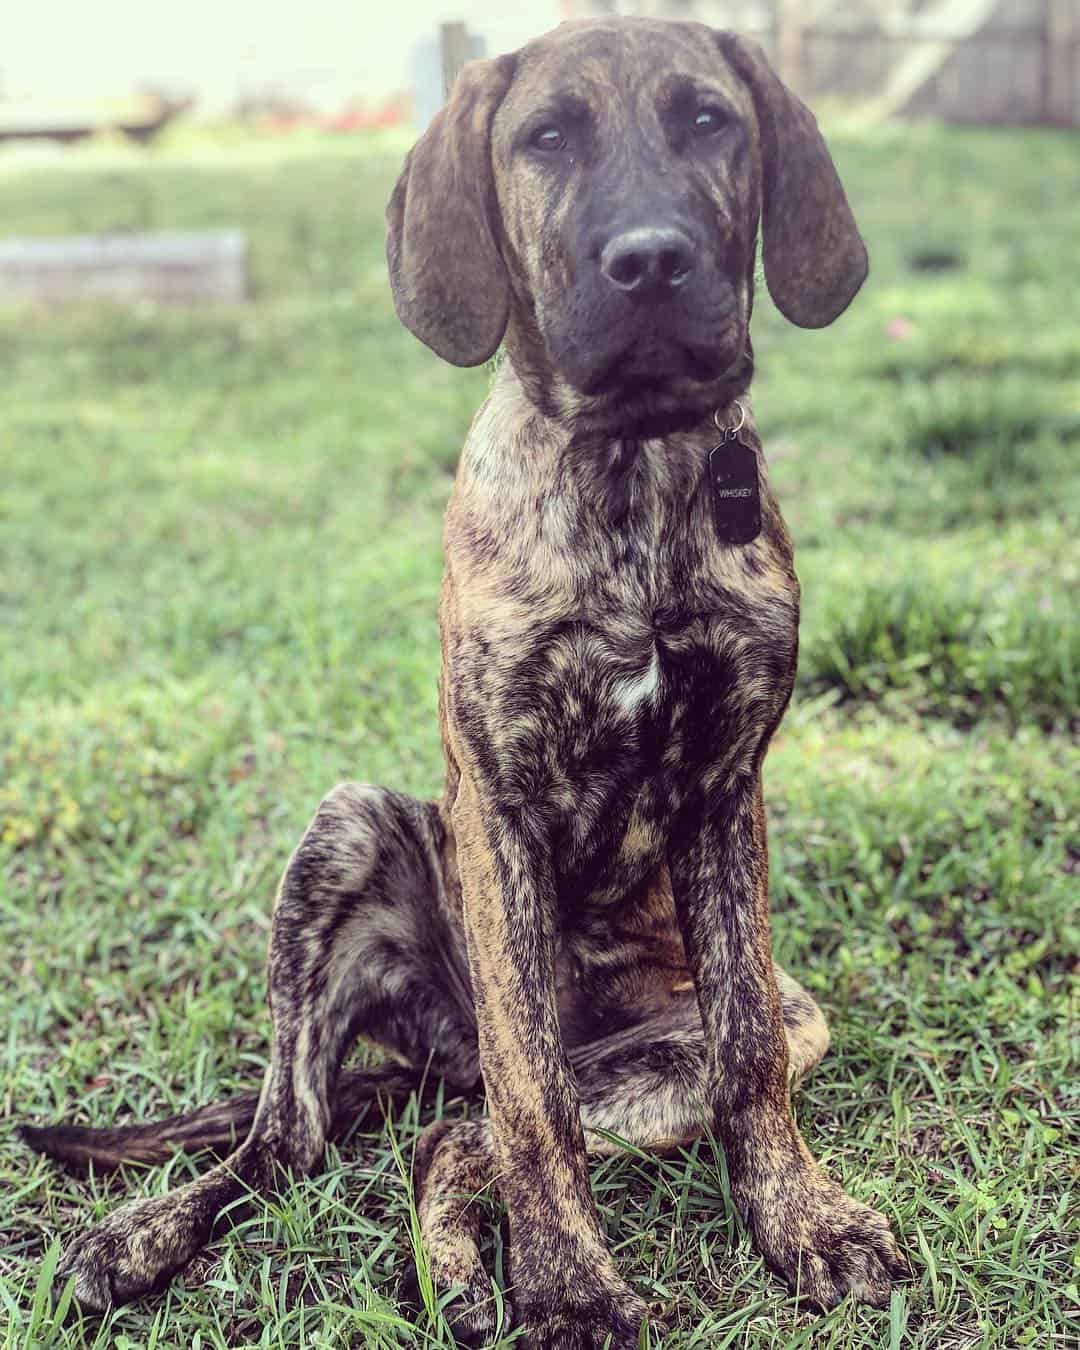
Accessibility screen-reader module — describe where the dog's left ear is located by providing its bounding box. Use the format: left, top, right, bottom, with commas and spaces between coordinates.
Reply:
716, 32, 868, 328
386, 55, 516, 366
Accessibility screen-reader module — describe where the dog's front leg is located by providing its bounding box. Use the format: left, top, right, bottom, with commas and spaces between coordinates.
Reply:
670, 774, 906, 1309
451, 773, 653, 1350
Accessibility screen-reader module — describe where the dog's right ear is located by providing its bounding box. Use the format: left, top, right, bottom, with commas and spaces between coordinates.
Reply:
386, 56, 515, 367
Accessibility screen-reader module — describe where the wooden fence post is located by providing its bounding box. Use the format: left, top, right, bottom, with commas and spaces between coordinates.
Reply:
440, 22, 472, 100
1042, 0, 1075, 125
776, 0, 805, 94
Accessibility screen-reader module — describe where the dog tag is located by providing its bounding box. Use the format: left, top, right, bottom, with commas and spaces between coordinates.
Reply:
708, 435, 761, 546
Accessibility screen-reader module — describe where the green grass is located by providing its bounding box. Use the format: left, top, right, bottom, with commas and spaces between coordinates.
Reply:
1, 121, 1077, 1349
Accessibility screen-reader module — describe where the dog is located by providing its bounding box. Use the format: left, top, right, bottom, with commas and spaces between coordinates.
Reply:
21, 17, 906, 1348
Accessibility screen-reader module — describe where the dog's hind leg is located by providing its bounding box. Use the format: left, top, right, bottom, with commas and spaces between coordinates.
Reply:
35, 783, 478, 1310
408, 976, 826, 1347
773, 962, 830, 1087
406, 1011, 703, 1347
403, 1117, 501, 1347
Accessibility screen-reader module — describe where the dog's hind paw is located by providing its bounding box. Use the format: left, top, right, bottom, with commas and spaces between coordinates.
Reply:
446, 1284, 511, 1348
398, 1262, 510, 1348
55, 1194, 212, 1311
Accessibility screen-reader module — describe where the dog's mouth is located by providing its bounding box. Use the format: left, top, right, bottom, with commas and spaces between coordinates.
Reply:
579, 339, 732, 397
523, 284, 752, 436
559, 290, 747, 403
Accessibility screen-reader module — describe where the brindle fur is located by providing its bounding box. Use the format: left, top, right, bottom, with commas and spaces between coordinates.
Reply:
22, 17, 906, 1347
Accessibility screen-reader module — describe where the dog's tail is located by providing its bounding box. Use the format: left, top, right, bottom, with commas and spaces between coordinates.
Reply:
19, 1065, 427, 1173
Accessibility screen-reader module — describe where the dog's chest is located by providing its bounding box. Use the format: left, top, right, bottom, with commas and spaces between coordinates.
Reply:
445, 420, 799, 906
450, 551, 796, 909
541, 592, 793, 903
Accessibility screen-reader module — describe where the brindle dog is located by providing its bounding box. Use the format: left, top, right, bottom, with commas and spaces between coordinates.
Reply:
22, 17, 907, 1348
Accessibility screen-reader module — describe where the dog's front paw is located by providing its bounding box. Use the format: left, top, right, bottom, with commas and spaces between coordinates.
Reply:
742, 1163, 907, 1309
57, 1194, 212, 1311
518, 1287, 663, 1350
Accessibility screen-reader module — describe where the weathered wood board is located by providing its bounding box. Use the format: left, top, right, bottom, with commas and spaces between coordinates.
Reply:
0, 231, 248, 306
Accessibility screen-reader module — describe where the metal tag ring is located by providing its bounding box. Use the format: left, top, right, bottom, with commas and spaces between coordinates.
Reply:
713, 399, 746, 435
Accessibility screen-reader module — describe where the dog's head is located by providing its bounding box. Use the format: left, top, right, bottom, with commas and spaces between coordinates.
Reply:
387, 18, 867, 438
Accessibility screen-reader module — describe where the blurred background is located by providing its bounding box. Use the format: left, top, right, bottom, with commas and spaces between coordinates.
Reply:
1, 4, 1076, 1349
3, 1, 1078, 132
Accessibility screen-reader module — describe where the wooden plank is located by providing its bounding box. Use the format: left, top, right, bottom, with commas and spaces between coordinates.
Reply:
0, 231, 248, 306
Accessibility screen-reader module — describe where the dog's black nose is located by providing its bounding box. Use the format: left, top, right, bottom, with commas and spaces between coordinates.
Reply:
600, 227, 695, 294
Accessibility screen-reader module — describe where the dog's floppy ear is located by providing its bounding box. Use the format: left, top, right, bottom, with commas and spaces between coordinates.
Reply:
386, 55, 515, 366
716, 32, 868, 328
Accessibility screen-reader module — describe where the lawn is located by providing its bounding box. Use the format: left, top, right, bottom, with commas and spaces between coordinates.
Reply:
0, 120, 1076, 1349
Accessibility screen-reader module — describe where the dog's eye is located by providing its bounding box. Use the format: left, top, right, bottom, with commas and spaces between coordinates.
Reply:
692, 107, 727, 136
531, 125, 566, 152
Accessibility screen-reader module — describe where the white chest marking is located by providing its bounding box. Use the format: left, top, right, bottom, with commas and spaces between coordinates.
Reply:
612, 644, 661, 715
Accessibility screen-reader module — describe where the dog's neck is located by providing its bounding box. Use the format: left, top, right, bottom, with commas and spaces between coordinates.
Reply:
467, 360, 757, 525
